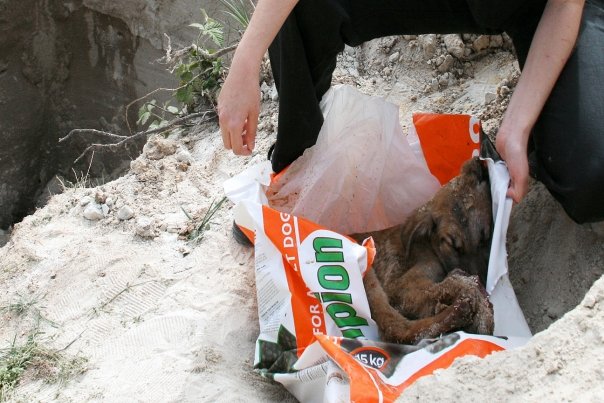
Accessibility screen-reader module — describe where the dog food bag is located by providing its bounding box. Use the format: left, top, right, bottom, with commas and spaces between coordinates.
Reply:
228, 199, 527, 403
224, 85, 531, 402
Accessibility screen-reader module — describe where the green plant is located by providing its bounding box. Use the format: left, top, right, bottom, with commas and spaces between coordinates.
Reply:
0, 332, 87, 401
220, 0, 254, 32
184, 196, 228, 242
137, 99, 181, 131
0, 294, 58, 328
137, 1, 253, 130
174, 9, 228, 108
0, 295, 37, 317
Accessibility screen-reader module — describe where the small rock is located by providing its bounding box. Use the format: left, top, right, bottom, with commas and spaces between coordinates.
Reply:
485, 91, 497, 104
135, 216, 155, 238
472, 35, 490, 52
443, 34, 464, 58
429, 78, 439, 92
105, 197, 114, 208
498, 85, 511, 97
418, 34, 437, 57
437, 54, 455, 73
143, 137, 177, 160
94, 190, 107, 204
101, 204, 110, 216
502, 33, 514, 49
83, 203, 104, 221
402, 35, 417, 40
388, 52, 400, 64
117, 205, 134, 221
382, 67, 392, 76
260, 81, 270, 101
438, 74, 449, 87
344, 45, 356, 55
80, 195, 93, 206
583, 294, 597, 309
489, 35, 503, 48
50, 273, 57, 280
175, 149, 193, 164
270, 84, 279, 102
179, 245, 192, 256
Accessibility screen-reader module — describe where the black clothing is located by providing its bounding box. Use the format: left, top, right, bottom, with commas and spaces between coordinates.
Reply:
268, 0, 604, 223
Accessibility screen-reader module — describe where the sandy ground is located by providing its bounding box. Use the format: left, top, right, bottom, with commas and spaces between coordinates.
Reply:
1, 34, 603, 402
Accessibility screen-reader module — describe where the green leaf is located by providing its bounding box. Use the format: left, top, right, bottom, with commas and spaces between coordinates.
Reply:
138, 111, 151, 125
220, 0, 251, 30
175, 86, 194, 105
180, 70, 193, 82
203, 19, 224, 47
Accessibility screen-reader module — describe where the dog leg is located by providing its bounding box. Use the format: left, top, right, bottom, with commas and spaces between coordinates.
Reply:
381, 264, 446, 320
372, 266, 493, 337
433, 269, 494, 335
364, 269, 474, 344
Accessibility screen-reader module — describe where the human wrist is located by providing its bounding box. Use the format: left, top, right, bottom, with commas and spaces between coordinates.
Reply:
229, 45, 262, 80
498, 116, 532, 146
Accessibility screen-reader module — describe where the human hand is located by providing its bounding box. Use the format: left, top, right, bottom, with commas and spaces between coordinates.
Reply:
217, 63, 260, 156
495, 129, 529, 203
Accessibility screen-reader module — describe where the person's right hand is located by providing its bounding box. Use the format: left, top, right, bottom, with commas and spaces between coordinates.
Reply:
216, 0, 299, 156
217, 63, 260, 156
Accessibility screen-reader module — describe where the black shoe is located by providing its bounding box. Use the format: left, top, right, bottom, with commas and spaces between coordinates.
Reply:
232, 220, 253, 247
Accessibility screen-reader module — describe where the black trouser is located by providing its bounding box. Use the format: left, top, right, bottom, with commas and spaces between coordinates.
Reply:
268, 0, 604, 223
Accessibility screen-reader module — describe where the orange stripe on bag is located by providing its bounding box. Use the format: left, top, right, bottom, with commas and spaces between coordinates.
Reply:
262, 206, 326, 355
238, 224, 255, 245
413, 113, 481, 185
362, 237, 376, 274
318, 335, 504, 402
317, 335, 384, 403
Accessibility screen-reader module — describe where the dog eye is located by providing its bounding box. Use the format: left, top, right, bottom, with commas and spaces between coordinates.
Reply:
441, 234, 463, 251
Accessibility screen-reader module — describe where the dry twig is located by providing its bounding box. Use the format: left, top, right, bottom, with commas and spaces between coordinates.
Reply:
59, 111, 216, 164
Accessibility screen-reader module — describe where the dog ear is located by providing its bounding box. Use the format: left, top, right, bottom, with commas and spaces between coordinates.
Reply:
401, 210, 435, 263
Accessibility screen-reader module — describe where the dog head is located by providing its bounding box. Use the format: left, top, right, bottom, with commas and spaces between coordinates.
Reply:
402, 157, 493, 282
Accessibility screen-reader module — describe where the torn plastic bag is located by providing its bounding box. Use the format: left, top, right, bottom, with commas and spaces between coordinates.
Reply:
266, 85, 441, 235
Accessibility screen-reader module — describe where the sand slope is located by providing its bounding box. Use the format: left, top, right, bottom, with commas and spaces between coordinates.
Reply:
1, 35, 603, 402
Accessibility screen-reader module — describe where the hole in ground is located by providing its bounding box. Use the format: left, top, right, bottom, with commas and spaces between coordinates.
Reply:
0, 0, 176, 237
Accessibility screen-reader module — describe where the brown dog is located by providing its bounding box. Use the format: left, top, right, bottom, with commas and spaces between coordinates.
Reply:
355, 157, 494, 344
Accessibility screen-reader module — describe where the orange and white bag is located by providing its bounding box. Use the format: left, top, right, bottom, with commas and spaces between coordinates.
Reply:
224, 85, 531, 402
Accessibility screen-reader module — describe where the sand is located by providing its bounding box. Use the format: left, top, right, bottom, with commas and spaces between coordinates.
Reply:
1, 34, 603, 402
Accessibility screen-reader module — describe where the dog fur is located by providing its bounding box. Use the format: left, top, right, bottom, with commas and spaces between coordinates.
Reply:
355, 157, 495, 344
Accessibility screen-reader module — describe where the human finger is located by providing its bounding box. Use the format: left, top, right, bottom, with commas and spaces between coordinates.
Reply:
244, 109, 259, 153
218, 107, 233, 151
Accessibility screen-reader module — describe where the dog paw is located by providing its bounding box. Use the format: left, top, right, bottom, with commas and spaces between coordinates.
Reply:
437, 270, 494, 335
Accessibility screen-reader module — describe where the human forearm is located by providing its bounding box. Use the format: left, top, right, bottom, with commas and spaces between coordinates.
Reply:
230, 0, 299, 75
218, 0, 299, 155
499, 0, 584, 141
496, 0, 584, 202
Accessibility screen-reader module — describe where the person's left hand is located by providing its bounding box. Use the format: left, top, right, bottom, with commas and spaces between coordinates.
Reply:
496, 128, 530, 203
